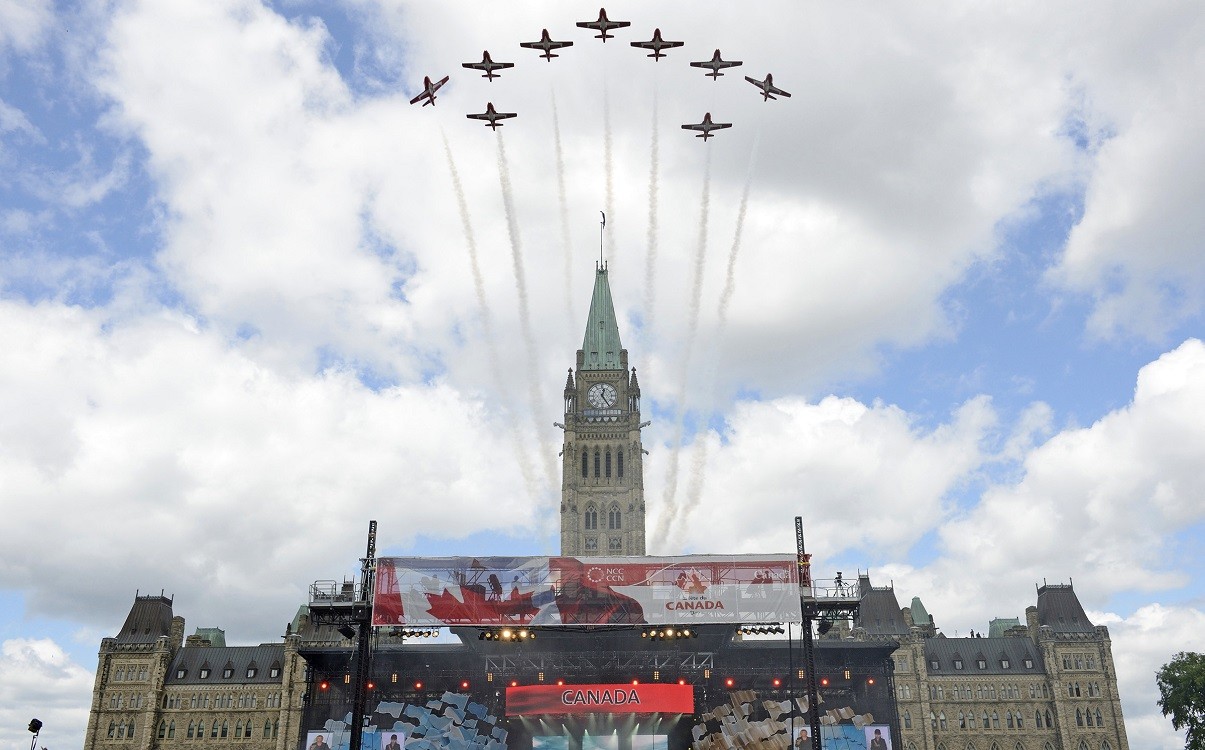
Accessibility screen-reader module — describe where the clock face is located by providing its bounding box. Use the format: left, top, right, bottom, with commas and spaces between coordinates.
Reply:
586, 382, 618, 409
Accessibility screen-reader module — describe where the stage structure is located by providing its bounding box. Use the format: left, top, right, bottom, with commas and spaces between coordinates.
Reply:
300, 524, 898, 750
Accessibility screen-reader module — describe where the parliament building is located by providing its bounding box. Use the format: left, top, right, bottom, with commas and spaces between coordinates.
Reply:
84, 267, 1130, 750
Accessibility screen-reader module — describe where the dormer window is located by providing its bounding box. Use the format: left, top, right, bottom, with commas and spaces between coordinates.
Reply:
269, 666, 281, 679
953, 659, 964, 670
247, 668, 257, 678
176, 669, 186, 679
1001, 659, 1010, 669
1024, 658, 1034, 669
977, 659, 987, 669
199, 668, 209, 679
223, 667, 234, 679
930, 660, 940, 670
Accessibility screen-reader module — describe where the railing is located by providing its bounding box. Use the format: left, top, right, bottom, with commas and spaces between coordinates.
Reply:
309, 579, 360, 605
801, 578, 860, 601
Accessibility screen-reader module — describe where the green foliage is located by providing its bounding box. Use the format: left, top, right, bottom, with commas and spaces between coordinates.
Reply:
1157, 652, 1205, 750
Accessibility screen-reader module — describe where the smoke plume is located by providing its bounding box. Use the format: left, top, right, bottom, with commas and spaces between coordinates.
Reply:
442, 131, 540, 501
495, 132, 559, 493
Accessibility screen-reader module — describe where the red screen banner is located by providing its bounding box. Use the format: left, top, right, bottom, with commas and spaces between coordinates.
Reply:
371, 554, 801, 627
506, 683, 694, 715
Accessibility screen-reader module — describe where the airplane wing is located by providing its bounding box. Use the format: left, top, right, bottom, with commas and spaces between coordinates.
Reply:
681, 122, 707, 132
408, 92, 429, 105
466, 112, 492, 121
715, 59, 743, 69
632, 39, 682, 50
711, 122, 732, 130
464, 60, 514, 71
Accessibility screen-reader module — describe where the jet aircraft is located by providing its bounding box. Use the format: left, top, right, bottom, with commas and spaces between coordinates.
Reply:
690, 49, 743, 79
408, 75, 449, 106
467, 103, 517, 130
520, 29, 574, 61
462, 51, 514, 81
744, 73, 792, 101
630, 29, 684, 60
681, 113, 732, 141
576, 8, 631, 42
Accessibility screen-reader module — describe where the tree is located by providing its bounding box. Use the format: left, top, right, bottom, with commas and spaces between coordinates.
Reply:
1157, 652, 1205, 750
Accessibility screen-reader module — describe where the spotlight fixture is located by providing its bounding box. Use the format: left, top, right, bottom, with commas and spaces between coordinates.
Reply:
641, 627, 698, 640
28, 719, 42, 734
480, 628, 536, 642
737, 623, 786, 636
337, 624, 357, 640
817, 619, 833, 636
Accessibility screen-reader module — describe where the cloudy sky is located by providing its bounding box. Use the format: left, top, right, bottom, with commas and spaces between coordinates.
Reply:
2, 0, 1204, 747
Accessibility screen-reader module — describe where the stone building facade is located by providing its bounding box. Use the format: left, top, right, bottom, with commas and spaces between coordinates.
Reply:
559, 264, 647, 556
851, 576, 1129, 750
84, 594, 307, 750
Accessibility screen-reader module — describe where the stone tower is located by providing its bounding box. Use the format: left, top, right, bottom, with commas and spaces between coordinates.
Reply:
560, 264, 646, 556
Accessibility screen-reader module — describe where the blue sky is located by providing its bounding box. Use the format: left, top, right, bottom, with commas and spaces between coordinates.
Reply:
2, 1, 1205, 749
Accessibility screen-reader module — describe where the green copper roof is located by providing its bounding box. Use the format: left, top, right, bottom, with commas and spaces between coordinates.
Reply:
580, 266, 623, 371
910, 596, 932, 626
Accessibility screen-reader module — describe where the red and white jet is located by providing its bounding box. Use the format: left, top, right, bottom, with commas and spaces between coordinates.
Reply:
462, 51, 514, 81
681, 113, 732, 141
408, 75, 449, 106
630, 29, 684, 61
520, 29, 574, 61
745, 73, 792, 101
576, 8, 630, 42
690, 49, 743, 79
467, 102, 517, 130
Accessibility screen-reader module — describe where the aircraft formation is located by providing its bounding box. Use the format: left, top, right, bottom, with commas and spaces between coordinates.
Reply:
408, 8, 789, 141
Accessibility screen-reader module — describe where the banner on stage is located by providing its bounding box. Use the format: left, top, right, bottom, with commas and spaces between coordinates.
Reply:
506, 683, 694, 715
371, 555, 801, 627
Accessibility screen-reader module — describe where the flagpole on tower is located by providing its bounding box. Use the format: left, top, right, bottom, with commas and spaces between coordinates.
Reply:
600, 211, 606, 268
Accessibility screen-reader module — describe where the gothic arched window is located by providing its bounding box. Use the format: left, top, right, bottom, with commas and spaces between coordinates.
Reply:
1095, 709, 1103, 726
1007, 711, 1014, 729
594, 449, 600, 478
903, 711, 911, 730
609, 506, 621, 529
959, 712, 966, 729
1045, 709, 1053, 728
187, 722, 194, 739
584, 506, 598, 530
168, 721, 175, 739
1076, 709, 1083, 727
606, 449, 612, 478
159, 721, 166, 739
582, 449, 588, 478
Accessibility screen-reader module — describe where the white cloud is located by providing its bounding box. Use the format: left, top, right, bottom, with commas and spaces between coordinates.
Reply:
0, 638, 93, 750
1048, 1, 1205, 338
0, 298, 544, 636
658, 393, 996, 559
0, 0, 52, 52
1096, 604, 1205, 750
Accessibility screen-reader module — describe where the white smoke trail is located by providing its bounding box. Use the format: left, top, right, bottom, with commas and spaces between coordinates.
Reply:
442, 131, 540, 501
496, 132, 559, 493
603, 81, 614, 263
653, 150, 713, 547
552, 94, 574, 330
674, 135, 761, 548
643, 92, 659, 321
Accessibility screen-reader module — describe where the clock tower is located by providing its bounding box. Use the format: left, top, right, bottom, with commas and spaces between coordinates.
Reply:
560, 264, 646, 557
